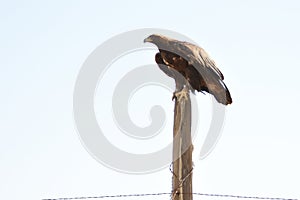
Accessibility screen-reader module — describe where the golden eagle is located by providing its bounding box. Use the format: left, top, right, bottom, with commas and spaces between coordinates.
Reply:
144, 34, 232, 105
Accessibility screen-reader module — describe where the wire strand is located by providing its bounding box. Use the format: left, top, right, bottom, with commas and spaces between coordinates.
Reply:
42, 192, 298, 200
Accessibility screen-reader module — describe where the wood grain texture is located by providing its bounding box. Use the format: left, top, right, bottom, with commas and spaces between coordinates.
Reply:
172, 86, 193, 200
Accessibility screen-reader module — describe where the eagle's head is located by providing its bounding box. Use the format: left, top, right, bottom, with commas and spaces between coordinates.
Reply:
144, 34, 168, 44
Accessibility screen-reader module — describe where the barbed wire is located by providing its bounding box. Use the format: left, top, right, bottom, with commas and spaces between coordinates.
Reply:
42, 192, 298, 200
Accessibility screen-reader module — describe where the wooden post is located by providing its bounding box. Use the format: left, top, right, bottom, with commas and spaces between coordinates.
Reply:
172, 86, 193, 200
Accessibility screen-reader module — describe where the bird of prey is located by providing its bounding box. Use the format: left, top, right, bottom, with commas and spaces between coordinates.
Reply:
144, 34, 232, 105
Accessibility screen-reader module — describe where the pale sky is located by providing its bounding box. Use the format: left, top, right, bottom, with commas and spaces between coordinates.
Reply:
1, 1, 300, 200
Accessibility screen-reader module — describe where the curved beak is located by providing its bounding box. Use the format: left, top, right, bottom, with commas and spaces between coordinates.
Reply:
143, 36, 153, 43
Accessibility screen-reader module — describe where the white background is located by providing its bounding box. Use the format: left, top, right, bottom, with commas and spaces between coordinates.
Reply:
1, 1, 299, 200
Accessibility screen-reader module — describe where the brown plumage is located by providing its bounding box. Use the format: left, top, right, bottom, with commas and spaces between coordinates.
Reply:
144, 34, 232, 105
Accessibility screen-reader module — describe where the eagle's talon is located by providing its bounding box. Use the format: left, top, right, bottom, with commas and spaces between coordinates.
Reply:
172, 93, 177, 101
174, 88, 189, 101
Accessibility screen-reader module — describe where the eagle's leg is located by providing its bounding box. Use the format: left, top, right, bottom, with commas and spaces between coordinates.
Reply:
172, 71, 187, 100
172, 83, 183, 100
174, 86, 189, 101
173, 82, 190, 101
